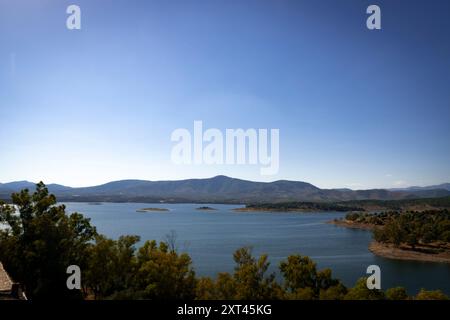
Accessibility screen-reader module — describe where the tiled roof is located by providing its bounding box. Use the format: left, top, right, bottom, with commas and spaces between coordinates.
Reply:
0, 262, 13, 292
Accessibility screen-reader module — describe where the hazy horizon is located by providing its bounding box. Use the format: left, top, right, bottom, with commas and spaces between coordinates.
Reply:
1, 174, 449, 191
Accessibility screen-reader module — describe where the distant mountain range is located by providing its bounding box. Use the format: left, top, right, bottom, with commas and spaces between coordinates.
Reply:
1, 176, 450, 204
389, 183, 450, 192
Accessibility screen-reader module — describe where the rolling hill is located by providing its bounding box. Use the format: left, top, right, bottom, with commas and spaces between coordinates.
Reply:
1, 176, 450, 204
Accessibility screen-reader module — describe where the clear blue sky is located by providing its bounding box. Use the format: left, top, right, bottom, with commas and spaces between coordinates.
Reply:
1, 0, 449, 188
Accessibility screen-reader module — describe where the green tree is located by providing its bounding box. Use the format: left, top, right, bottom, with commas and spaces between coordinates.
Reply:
415, 289, 449, 300
0, 183, 97, 299
280, 255, 317, 292
319, 283, 347, 300
232, 247, 278, 299
214, 272, 238, 299
135, 240, 196, 299
385, 287, 409, 300
195, 277, 216, 300
84, 234, 140, 299
344, 278, 385, 300
279, 254, 344, 299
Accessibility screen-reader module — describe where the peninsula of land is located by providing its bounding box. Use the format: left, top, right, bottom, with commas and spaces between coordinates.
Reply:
331, 210, 450, 264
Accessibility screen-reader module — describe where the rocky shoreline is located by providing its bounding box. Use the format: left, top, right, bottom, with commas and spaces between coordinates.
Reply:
369, 241, 450, 264
329, 219, 450, 263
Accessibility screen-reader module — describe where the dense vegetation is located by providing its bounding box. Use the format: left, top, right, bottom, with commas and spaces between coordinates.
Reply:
244, 202, 363, 212
345, 210, 450, 248
340, 196, 450, 211
0, 183, 448, 300
243, 196, 450, 213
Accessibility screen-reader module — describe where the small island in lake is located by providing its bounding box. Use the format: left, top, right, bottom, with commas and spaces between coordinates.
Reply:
136, 207, 169, 213
196, 206, 217, 211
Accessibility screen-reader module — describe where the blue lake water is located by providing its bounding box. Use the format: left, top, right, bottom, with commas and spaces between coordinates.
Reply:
64, 202, 450, 295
